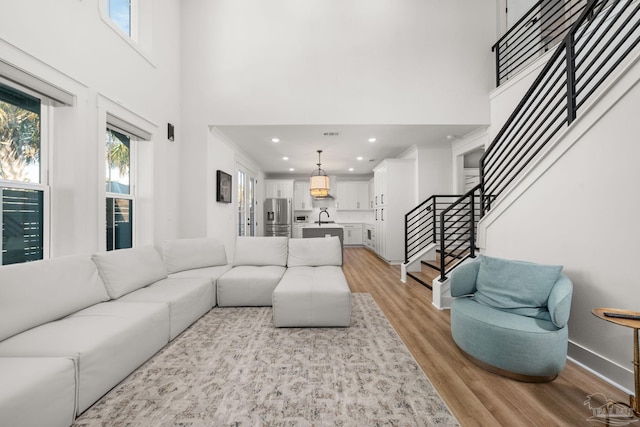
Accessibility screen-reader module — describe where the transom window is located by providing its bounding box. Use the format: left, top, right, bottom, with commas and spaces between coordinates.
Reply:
107, 0, 134, 37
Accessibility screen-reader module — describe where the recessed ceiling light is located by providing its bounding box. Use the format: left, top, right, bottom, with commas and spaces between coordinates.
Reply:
357, 156, 364, 161
446, 135, 455, 140
368, 138, 376, 143
289, 168, 295, 172
348, 168, 354, 172
282, 156, 289, 160
271, 138, 280, 143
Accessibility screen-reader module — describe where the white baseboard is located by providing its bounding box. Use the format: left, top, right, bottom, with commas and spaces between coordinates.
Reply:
568, 341, 634, 395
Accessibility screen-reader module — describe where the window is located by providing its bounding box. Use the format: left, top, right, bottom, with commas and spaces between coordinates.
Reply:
0, 83, 46, 265
107, 0, 133, 37
105, 127, 134, 250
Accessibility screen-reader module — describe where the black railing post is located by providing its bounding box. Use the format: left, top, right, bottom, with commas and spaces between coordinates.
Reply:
566, 32, 577, 125
432, 197, 437, 243
480, 154, 487, 217
439, 210, 447, 281
404, 212, 409, 264
469, 192, 476, 258
493, 43, 501, 87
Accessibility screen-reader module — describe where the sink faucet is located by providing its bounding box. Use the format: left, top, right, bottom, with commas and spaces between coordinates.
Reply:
318, 208, 330, 225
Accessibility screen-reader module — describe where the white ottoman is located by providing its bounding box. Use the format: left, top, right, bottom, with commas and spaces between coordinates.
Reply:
272, 266, 351, 327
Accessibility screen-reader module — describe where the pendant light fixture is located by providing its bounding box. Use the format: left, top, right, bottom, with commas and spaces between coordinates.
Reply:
310, 149, 330, 197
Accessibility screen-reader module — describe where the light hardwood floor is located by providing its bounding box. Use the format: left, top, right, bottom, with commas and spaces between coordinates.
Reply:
342, 247, 629, 426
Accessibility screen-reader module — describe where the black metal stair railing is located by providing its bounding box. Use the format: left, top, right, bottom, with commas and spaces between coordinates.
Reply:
402, 0, 640, 285
403, 188, 481, 282
483, 0, 640, 216
437, 185, 481, 281
493, 0, 589, 86
404, 195, 464, 265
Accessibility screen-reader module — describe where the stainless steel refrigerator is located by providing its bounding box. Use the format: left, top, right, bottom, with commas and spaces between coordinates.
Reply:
264, 198, 292, 237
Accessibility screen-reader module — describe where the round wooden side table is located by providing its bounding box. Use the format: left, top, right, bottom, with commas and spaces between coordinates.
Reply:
592, 308, 640, 415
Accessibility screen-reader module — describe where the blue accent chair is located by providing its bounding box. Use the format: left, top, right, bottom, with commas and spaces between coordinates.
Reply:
450, 255, 573, 382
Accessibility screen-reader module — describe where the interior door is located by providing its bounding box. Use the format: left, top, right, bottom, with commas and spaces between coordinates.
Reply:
237, 168, 257, 237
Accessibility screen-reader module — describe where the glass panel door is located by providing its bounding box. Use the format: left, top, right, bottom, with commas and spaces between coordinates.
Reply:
237, 170, 246, 237
237, 168, 256, 237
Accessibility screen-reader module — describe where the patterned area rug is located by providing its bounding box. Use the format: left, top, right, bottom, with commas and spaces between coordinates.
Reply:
73, 293, 459, 426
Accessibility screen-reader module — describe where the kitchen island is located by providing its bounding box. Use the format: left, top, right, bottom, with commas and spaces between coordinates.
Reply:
302, 224, 344, 255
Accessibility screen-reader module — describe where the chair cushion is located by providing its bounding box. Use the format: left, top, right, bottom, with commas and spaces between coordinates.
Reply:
473, 255, 562, 319
92, 246, 168, 299
232, 236, 288, 267
287, 236, 342, 267
162, 238, 227, 274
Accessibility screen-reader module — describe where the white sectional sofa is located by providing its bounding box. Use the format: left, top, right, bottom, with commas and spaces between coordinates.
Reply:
0, 236, 350, 427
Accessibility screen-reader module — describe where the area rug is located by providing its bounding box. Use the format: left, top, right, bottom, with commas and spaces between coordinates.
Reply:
73, 293, 459, 426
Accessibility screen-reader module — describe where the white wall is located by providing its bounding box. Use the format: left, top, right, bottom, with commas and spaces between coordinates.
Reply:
180, 0, 497, 240
180, 0, 496, 126
417, 144, 454, 200
0, 0, 182, 255
480, 54, 640, 392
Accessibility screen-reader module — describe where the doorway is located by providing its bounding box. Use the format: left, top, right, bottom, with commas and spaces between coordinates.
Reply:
237, 167, 257, 237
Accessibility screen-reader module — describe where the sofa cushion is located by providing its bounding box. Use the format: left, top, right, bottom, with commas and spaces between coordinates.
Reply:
473, 255, 562, 319
92, 246, 168, 299
0, 301, 169, 414
162, 238, 227, 274
168, 265, 232, 307
0, 357, 77, 427
272, 266, 351, 327
287, 236, 342, 267
0, 255, 110, 342
232, 236, 288, 267
118, 277, 213, 339
217, 265, 286, 306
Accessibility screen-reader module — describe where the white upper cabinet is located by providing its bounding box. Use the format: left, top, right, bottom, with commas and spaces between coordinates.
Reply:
336, 180, 371, 210
293, 181, 312, 210
265, 179, 294, 199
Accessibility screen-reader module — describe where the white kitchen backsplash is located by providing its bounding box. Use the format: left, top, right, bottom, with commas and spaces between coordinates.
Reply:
304, 207, 374, 224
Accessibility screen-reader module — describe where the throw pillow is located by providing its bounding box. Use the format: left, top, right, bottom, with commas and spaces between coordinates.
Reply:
473, 254, 562, 319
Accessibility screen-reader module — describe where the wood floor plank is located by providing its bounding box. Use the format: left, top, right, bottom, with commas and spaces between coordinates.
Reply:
342, 247, 630, 426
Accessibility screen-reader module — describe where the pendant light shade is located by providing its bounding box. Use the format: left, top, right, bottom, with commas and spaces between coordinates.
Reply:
310, 150, 330, 197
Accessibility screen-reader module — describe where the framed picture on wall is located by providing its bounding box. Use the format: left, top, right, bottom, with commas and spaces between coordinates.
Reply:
216, 170, 232, 203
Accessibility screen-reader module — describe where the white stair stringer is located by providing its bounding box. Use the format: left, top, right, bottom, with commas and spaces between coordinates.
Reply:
400, 242, 437, 283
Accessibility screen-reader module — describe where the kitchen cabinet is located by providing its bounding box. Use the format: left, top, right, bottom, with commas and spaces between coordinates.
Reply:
265, 179, 294, 199
373, 159, 416, 263
363, 223, 375, 251
369, 178, 375, 209
341, 223, 363, 245
336, 181, 370, 210
292, 223, 305, 239
293, 181, 312, 210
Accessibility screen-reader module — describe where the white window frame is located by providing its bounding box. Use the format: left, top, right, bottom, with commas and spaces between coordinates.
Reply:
0, 77, 52, 263
98, 95, 155, 251
99, 0, 155, 65
105, 126, 136, 251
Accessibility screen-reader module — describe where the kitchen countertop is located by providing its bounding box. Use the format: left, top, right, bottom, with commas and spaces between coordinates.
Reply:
302, 223, 344, 228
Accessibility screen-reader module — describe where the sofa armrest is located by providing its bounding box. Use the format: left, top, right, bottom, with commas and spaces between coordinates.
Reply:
450, 260, 480, 297
547, 273, 573, 328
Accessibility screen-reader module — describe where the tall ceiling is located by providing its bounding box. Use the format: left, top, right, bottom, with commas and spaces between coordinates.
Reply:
215, 124, 482, 178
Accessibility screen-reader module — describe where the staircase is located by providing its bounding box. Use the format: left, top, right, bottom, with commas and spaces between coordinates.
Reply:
403, 0, 640, 298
